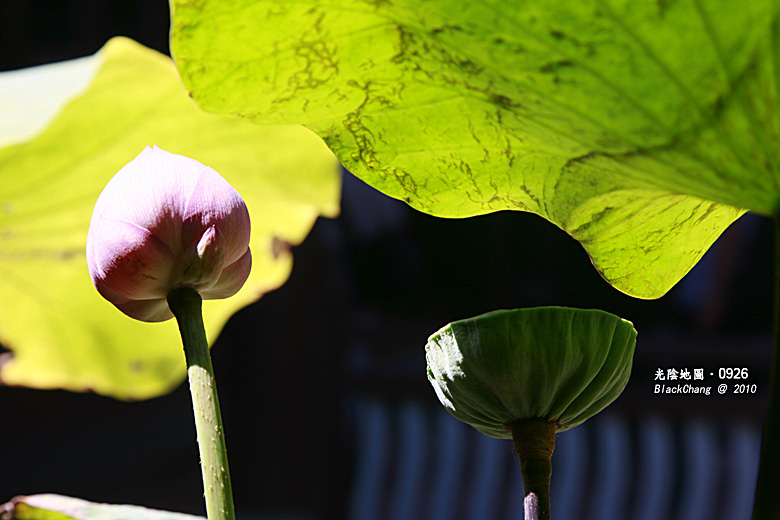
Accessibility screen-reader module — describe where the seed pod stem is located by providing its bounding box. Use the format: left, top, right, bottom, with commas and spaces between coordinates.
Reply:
508, 419, 556, 520
168, 287, 235, 520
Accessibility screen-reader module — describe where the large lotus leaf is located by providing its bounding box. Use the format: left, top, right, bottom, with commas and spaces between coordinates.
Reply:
169, 0, 780, 298
426, 307, 637, 438
0, 37, 341, 399
2, 494, 204, 520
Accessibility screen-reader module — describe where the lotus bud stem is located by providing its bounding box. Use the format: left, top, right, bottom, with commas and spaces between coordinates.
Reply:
168, 287, 235, 520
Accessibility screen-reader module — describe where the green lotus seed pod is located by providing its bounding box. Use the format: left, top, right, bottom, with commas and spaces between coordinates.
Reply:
425, 307, 637, 439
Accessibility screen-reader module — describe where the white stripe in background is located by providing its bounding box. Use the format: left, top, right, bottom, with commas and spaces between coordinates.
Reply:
389, 403, 427, 520
633, 417, 675, 520
427, 410, 467, 520
589, 416, 632, 520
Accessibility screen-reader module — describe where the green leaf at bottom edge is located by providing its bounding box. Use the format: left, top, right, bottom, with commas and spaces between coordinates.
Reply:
2, 494, 204, 520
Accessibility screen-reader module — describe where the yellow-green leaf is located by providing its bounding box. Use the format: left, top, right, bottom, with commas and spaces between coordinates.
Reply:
170, 0, 780, 298
0, 37, 341, 399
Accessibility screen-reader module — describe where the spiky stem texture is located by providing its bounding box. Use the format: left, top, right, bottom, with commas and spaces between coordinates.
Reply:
168, 287, 235, 520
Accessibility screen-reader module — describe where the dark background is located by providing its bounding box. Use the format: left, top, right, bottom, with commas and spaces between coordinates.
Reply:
0, 1, 775, 519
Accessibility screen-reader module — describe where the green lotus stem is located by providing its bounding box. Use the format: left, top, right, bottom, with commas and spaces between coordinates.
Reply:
167, 287, 235, 520
509, 419, 556, 520
752, 218, 780, 519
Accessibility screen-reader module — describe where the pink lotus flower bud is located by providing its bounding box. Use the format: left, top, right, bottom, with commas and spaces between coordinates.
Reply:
87, 146, 252, 322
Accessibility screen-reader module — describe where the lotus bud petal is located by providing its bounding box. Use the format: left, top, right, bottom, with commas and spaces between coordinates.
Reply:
200, 249, 252, 300
87, 146, 252, 322
88, 216, 175, 300
174, 225, 227, 289
425, 307, 637, 438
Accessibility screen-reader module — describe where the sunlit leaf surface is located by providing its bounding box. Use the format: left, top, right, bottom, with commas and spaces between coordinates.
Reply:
171, 0, 780, 297
0, 37, 341, 399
